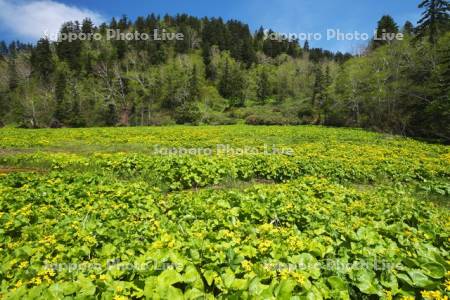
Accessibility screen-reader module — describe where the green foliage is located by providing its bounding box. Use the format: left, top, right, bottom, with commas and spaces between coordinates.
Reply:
0, 126, 449, 299
174, 102, 201, 124
56, 22, 84, 72
53, 69, 68, 125
372, 15, 399, 49
245, 113, 300, 125
219, 58, 245, 107
403, 21, 415, 35
188, 65, 201, 102
7, 59, 18, 91
312, 65, 324, 107
0, 9, 448, 142
256, 67, 272, 104
30, 38, 54, 81
416, 0, 450, 44
81, 18, 94, 34
328, 33, 450, 141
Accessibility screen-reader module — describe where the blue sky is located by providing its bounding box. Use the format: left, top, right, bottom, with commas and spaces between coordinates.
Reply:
0, 0, 423, 52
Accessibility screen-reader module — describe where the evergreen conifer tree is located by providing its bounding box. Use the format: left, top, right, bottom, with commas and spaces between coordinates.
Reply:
417, 0, 450, 44
31, 38, 54, 80
373, 15, 399, 48
257, 68, 271, 103
53, 70, 67, 125
403, 21, 415, 35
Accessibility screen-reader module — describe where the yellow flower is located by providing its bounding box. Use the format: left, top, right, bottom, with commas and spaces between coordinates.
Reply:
43, 275, 53, 283
279, 269, 290, 280
99, 274, 107, 281
258, 240, 272, 253
287, 236, 305, 250
421, 290, 448, 300
219, 229, 235, 238
19, 261, 29, 269
31, 277, 42, 286
292, 272, 306, 285
15, 280, 23, 288
84, 235, 97, 244
241, 260, 253, 272
152, 241, 164, 249
40, 235, 57, 246
192, 232, 204, 239
259, 224, 274, 232
445, 279, 450, 292
385, 290, 393, 300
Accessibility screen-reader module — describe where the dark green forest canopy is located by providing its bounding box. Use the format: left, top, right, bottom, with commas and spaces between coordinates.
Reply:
0, 0, 449, 142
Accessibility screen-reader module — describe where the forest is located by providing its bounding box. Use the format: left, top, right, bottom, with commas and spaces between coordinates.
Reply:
0, 0, 449, 142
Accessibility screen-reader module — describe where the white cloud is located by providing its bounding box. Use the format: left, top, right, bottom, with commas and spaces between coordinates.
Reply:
0, 0, 105, 40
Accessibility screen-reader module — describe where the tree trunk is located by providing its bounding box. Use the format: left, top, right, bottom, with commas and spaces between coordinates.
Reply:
119, 108, 130, 126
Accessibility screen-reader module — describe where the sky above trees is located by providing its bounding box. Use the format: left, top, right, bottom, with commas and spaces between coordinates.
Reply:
0, 0, 422, 52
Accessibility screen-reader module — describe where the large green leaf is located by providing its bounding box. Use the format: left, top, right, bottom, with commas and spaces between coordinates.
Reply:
157, 269, 183, 287
407, 269, 435, 288
351, 270, 381, 295
421, 262, 446, 279
380, 271, 398, 290
76, 277, 96, 297
289, 253, 321, 279
327, 276, 347, 292
275, 278, 297, 299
